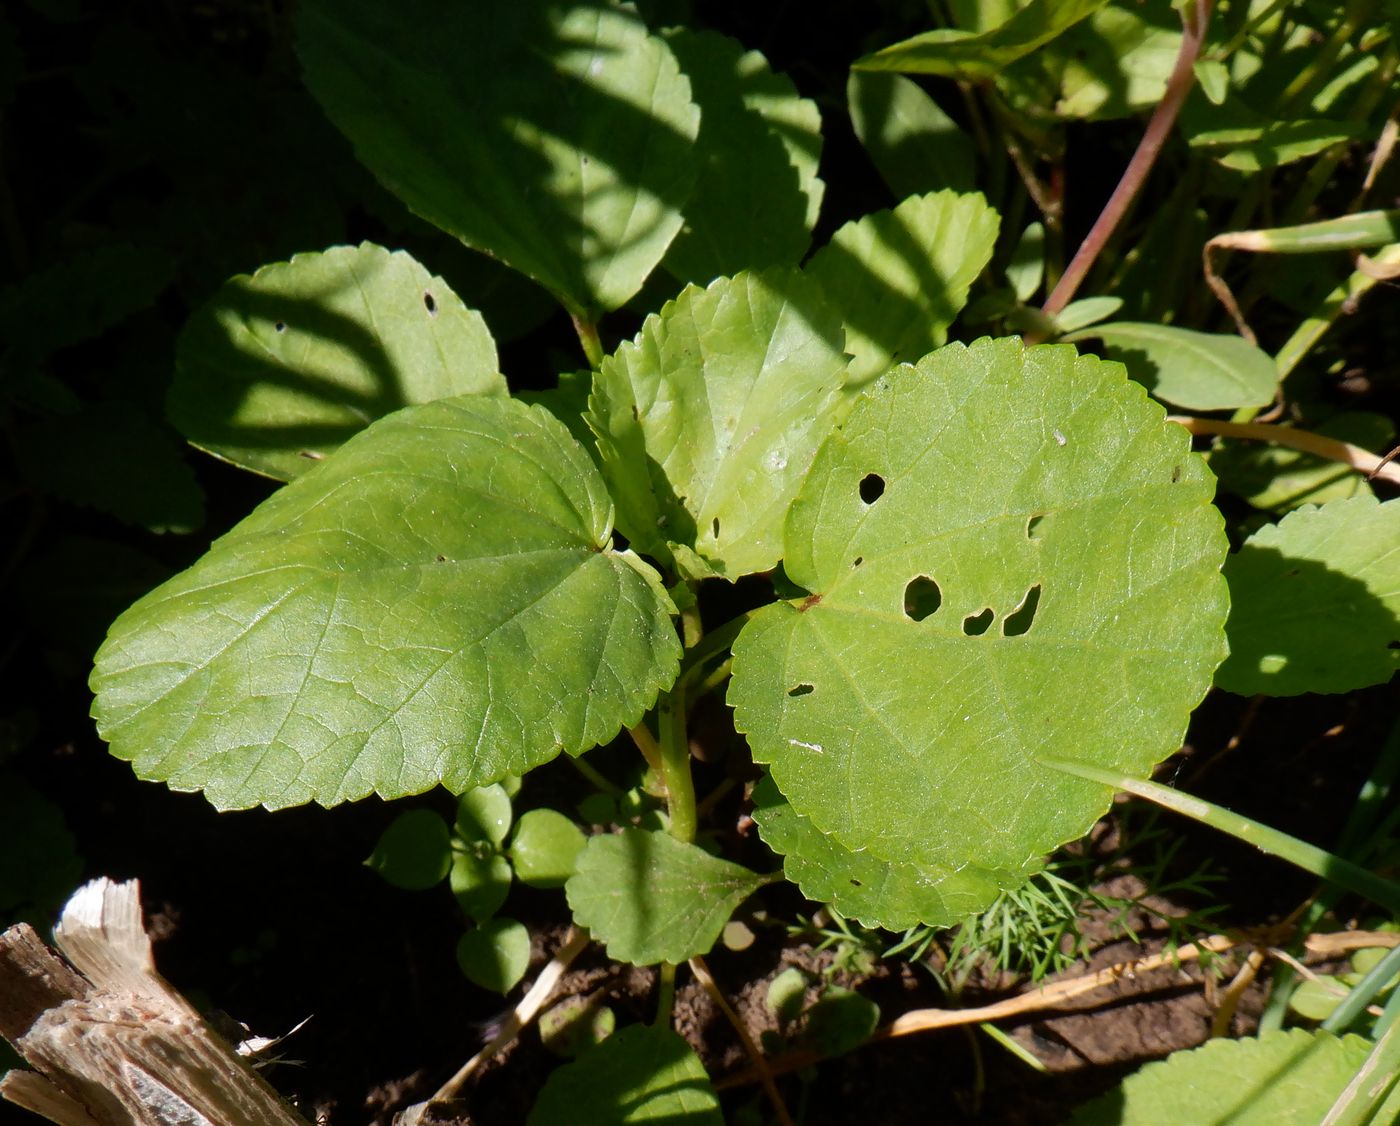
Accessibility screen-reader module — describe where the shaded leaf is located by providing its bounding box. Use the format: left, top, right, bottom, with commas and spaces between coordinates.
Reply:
566, 828, 769, 965
0, 776, 83, 914
366, 809, 452, 890
451, 850, 513, 924
801, 987, 879, 1057
846, 71, 975, 198
456, 917, 531, 994
456, 784, 513, 846
806, 191, 998, 382
660, 29, 823, 284
170, 243, 504, 481
92, 396, 681, 811
729, 339, 1228, 924
511, 809, 588, 889
1216, 496, 1400, 696
296, 0, 699, 317
590, 268, 850, 579
527, 1023, 722, 1125
1064, 321, 1278, 411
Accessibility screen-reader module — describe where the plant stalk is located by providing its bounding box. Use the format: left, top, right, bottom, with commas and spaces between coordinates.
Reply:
657, 685, 697, 844
571, 313, 604, 369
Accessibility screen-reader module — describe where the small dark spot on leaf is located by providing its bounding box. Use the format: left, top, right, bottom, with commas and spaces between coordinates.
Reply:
274, 321, 286, 333
852, 556, 863, 568
962, 608, 994, 636
1002, 584, 1041, 637
298, 450, 325, 461
1171, 464, 1182, 483
1026, 514, 1044, 539
788, 683, 814, 697
631, 404, 640, 421
799, 593, 823, 612
1389, 640, 1400, 650
1284, 568, 1300, 577
859, 473, 885, 504
712, 517, 720, 539
849, 878, 862, 887
903, 576, 942, 622
424, 291, 437, 315
436, 554, 446, 563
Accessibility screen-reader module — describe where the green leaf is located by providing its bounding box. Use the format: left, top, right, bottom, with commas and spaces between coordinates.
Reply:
590, 268, 851, 579
511, 809, 588, 889
1068, 1029, 1400, 1125
846, 71, 975, 197
805, 191, 999, 382
1007, 221, 1045, 302
1064, 321, 1279, 411
456, 917, 531, 994
660, 30, 823, 284
366, 809, 452, 890
566, 828, 770, 965
296, 0, 699, 317
1289, 975, 1348, 1021
855, 0, 1111, 80
456, 784, 513, 846
170, 243, 504, 482
752, 776, 1003, 930
801, 987, 879, 1057
1052, 296, 1122, 334
92, 396, 681, 811
527, 1023, 722, 1126
540, 994, 616, 1058
766, 966, 808, 1027
1191, 120, 1369, 172
729, 339, 1228, 925
1216, 496, 1400, 696
450, 850, 512, 924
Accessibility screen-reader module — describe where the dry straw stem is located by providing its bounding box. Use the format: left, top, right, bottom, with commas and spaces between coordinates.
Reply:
690, 954, 793, 1126
1170, 416, 1400, 486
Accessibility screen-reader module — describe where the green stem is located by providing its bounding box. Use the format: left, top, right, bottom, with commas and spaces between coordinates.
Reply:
571, 313, 604, 369
1320, 1016, 1400, 1126
678, 610, 751, 688
655, 962, 677, 1028
628, 722, 664, 775
1039, 757, 1400, 916
1274, 243, 1400, 380
569, 756, 624, 798
1322, 942, 1400, 1035
657, 686, 696, 844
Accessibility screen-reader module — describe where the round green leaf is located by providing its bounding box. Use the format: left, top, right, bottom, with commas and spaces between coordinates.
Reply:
1216, 496, 1400, 696
456, 917, 531, 994
456, 784, 513, 846
526, 1024, 722, 1126
590, 268, 851, 579
92, 396, 681, 811
566, 828, 771, 965
800, 987, 879, 1058
805, 191, 999, 382
365, 809, 451, 890
511, 809, 588, 889
450, 850, 512, 924
170, 243, 504, 482
1069, 1029, 1400, 1125
729, 338, 1228, 925
296, 1, 699, 318
1288, 975, 1346, 1022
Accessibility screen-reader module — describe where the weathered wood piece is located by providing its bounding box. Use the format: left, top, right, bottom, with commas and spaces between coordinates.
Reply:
0, 878, 304, 1125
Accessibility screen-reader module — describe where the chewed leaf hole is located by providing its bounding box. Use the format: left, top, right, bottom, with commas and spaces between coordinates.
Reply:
424, 291, 437, 315
273, 321, 286, 333
787, 683, 815, 698
903, 576, 942, 622
1171, 464, 1182, 483
1026, 514, 1045, 539
852, 556, 863, 568
1002, 584, 1042, 637
962, 608, 994, 636
859, 473, 885, 504
712, 517, 720, 539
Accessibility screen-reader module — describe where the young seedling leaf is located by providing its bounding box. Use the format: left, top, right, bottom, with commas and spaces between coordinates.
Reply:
1068, 1028, 1400, 1125
456, 917, 531, 995
847, 71, 975, 197
805, 191, 999, 382
730, 338, 1228, 925
590, 268, 851, 579
170, 243, 504, 481
566, 828, 770, 965
1216, 496, 1400, 696
660, 30, 823, 284
456, 784, 513, 847
91, 396, 681, 811
751, 776, 1010, 930
450, 851, 512, 924
854, 0, 1111, 80
1063, 321, 1279, 411
511, 809, 588, 889
801, 987, 880, 1058
526, 1023, 722, 1125
365, 809, 452, 891
296, 0, 699, 318
539, 994, 616, 1058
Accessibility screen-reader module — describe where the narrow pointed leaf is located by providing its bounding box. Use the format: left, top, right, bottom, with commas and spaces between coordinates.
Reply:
170, 243, 504, 481
590, 268, 850, 579
729, 339, 1228, 924
296, 0, 699, 317
92, 396, 681, 811
566, 828, 769, 965
661, 30, 823, 284
1216, 496, 1400, 696
527, 1024, 722, 1125
806, 191, 999, 382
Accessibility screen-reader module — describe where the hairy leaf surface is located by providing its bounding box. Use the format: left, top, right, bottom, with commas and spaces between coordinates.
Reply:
590, 269, 850, 578
729, 339, 1228, 924
92, 396, 680, 810
806, 191, 998, 382
1216, 496, 1400, 696
296, 0, 699, 317
170, 243, 504, 481
566, 828, 770, 965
